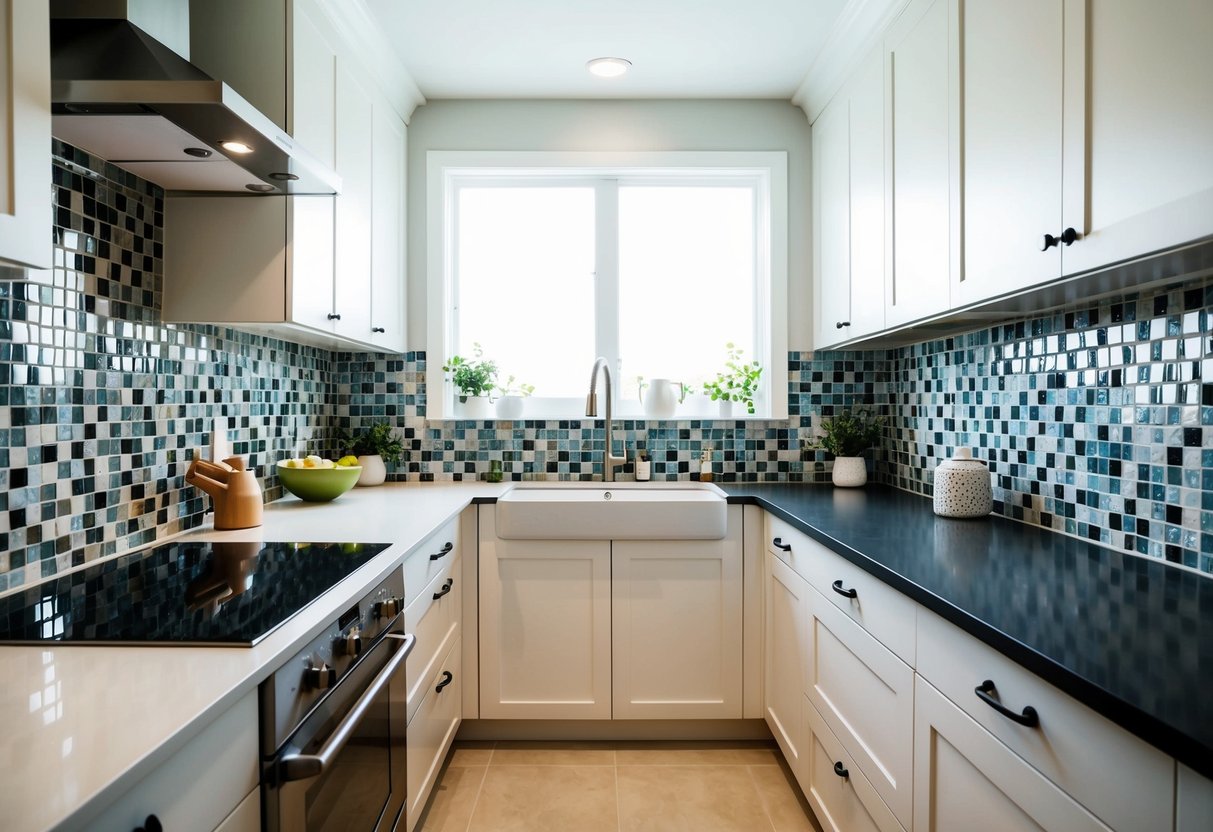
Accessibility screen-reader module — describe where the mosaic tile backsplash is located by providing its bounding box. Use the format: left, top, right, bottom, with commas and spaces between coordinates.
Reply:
2, 142, 1211, 588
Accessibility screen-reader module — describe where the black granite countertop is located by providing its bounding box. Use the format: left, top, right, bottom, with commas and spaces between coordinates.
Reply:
722, 483, 1213, 780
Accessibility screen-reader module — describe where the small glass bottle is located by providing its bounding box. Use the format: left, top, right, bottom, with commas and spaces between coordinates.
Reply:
486, 459, 503, 483
635, 450, 651, 482
699, 447, 714, 482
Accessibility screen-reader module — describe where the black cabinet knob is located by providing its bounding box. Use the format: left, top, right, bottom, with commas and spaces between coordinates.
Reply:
435, 670, 454, 693
833, 761, 849, 779
835, 321, 851, 329
327, 313, 342, 321
1060, 227, 1079, 246
134, 815, 163, 832
1041, 233, 1059, 251
371, 326, 386, 333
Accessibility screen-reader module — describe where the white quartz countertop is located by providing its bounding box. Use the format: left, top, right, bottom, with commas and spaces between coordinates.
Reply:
0, 482, 509, 832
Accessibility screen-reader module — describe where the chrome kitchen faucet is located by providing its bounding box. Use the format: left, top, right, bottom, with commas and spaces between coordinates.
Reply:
585, 357, 627, 482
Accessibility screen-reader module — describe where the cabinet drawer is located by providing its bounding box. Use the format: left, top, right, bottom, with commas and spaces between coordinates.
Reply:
766, 514, 818, 577
90, 692, 258, 832
214, 788, 260, 832
1177, 764, 1213, 832
806, 587, 914, 828
916, 610, 1173, 832
801, 694, 904, 832
406, 637, 462, 832
405, 559, 461, 721
403, 516, 459, 609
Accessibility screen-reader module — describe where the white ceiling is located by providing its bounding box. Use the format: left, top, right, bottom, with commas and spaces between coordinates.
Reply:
365, 0, 850, 100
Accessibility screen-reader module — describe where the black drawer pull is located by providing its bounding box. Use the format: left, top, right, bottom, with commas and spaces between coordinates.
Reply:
975, 679, 1039, 727
371, 326, 386, 333
772, 537, 792, 552
831, 579, 857, 599
433, 578, 454, 601
327, 312, 341, 320
429, 541, 454, 561
833, 761, 848, 779
435, 670, 454, 693
835, 321, 851, 329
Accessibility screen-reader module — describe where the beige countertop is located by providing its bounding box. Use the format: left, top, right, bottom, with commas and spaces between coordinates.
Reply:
0, 482, 509, 832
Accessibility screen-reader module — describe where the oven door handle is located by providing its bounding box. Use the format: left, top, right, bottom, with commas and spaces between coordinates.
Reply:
279, 633, 415, 783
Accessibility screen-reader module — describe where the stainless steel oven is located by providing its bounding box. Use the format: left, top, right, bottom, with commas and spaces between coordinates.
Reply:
262, 570, 414, 831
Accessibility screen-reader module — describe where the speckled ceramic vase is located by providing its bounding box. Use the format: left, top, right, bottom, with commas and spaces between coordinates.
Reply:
832, 456, 868, 487
933, 448, 993, 517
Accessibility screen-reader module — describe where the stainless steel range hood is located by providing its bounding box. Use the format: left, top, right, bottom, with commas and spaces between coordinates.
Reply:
49, 0, 340, 195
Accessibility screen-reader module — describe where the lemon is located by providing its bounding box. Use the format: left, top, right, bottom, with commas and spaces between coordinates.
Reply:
337, 455, 359, 467
283, 458, 300, 468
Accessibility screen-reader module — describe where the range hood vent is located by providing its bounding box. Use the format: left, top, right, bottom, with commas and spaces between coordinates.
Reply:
49, 1, 341, 195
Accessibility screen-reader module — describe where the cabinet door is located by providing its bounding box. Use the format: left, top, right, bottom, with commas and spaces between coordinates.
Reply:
885, 0, 952, 327
813, 94, 851, 346
847, 45, 885, 338
332, 62, 373, 341
370, 101, 406, 352
764, 552, 810, 771
0, 0, 51, 270
1177, 764, 1213, 832
479, 533, 612, 719
1061, 0, 1213, 276
612, 525, 743, 720
289, 0, 336, 167
287, 195, 336, 332
914, 676, 1111, 832
955, 0, 1063, 306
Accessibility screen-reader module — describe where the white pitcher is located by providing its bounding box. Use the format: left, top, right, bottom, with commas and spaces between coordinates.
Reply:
640, 378, 684, 419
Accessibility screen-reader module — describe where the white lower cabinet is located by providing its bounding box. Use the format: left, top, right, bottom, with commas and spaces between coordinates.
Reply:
406, 637, 462, 832
89, 692, 258, 832
805, 586, 914, 828
1177, 764, 1213, 832
802, 694, 903, 832
914, 676, 1110, 832
764, 553, 810, 771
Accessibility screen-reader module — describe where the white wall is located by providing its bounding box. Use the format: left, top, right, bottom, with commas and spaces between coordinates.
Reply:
406, 99, 814, 350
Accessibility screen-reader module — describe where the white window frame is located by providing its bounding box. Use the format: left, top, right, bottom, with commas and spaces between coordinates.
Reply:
426, 150, 788, 420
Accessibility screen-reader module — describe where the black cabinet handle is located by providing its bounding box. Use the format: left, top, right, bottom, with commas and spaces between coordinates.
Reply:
327, 312, 341, 320
974, 679, 1039, 727
134, 815, 163, 832
1060, 227, 1079, 246
772, 537, 792, 552
833, 761, 848, 779
429, 541, 454, 561
835, 321, 851, 329
435, 670, 454, 693
433, 578, 454, 601
372, 326, 386, 333
1041, 233, 1059, 251
831, 579, 858, 599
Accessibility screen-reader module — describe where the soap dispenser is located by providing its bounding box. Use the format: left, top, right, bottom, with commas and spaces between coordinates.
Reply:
699, 447, 714, 483
186, 455, 264, 530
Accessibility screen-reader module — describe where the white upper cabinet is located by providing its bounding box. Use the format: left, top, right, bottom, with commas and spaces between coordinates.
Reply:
369, 100, 407, 352
1060, 0, 1213, 277
333, 62, 374, 342
953, 0, 1066, 306
0, 0, 52, 270
884, 0, 952, 328
813, 44, 885, 349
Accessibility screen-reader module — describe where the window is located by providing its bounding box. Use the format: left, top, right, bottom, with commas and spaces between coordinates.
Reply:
427, 152, 787, 419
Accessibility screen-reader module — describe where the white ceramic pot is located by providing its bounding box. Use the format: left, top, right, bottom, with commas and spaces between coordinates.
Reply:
718, 399, 735, 419
495, 395, 524, 420
458, 394, 493, 419
356, 454, 387, 486
831, 456, 868, 488
933, 448, 993, 517
641, 378, 682, 419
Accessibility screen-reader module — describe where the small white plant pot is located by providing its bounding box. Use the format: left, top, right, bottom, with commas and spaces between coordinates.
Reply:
718, 399, 735, 419
495, 395, 524, 420
831, 456, 868, 488
458, 395, 493, 419
356, 454, 387, 486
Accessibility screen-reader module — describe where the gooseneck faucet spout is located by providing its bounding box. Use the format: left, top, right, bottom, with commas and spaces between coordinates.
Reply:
586, 357, 627, 482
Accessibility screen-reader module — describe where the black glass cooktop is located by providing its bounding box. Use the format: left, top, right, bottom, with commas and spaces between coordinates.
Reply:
0, 540, 392, 645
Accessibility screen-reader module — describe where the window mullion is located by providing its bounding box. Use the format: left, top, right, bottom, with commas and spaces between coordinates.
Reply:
594, 179, 621, 396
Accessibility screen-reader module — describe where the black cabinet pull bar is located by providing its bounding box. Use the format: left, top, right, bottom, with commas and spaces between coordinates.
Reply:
831, 579, 858, 599
974, 679, 1039, 727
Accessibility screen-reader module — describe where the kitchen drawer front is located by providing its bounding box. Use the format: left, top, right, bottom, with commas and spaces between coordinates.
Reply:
403, 516, 460, 609
766, 514, 819, 577
796, 530, 916, 665
914, 676, 1110, 832
1177, 764, 1213, 832
90, 691, 258, 832
214, 788, 260, 832
801, 694, 904, 832
916, 610, 1173, 832
806, 586, 914, 828
405, 557, 461, 721
406, 637, 462, 832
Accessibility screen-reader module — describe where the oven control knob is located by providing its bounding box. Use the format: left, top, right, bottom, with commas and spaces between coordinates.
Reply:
304, 662, 338, 690
343, 629, 363, 656
375, 596, 402, 618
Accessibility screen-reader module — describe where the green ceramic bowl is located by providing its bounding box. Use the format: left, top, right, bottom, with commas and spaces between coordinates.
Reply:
276, 461, 361, 502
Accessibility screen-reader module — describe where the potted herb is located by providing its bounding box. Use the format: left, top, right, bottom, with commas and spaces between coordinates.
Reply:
494, 375, 534, 420
806, 409, 884, 487
337, 422, 404, 486
702, 343, 763, 416
442, 343, 498, 419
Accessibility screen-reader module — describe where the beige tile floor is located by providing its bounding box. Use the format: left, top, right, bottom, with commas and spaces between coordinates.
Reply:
416, 741, 824, 832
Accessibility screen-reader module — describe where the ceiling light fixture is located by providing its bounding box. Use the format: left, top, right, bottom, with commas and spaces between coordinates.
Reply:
586, 57, 631, 78
220, 140, 254, 154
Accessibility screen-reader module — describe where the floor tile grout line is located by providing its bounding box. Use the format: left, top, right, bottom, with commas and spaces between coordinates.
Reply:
745, 764, 782, 832
458, 764, 490, 832
614, 760, 623, 832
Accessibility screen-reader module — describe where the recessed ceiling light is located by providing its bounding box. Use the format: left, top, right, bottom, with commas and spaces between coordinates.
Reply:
586, 57, 631, 78
221, 141, 254, 154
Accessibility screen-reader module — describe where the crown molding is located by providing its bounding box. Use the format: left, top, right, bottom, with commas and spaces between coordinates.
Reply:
315, 0, 426, 122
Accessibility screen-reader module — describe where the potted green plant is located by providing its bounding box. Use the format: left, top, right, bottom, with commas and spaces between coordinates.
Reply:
337, 422, 404, 486
702, 343, 763, 416
442, 343, 498, 418
806, 409, 884, 487
494, 375, 534, 420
